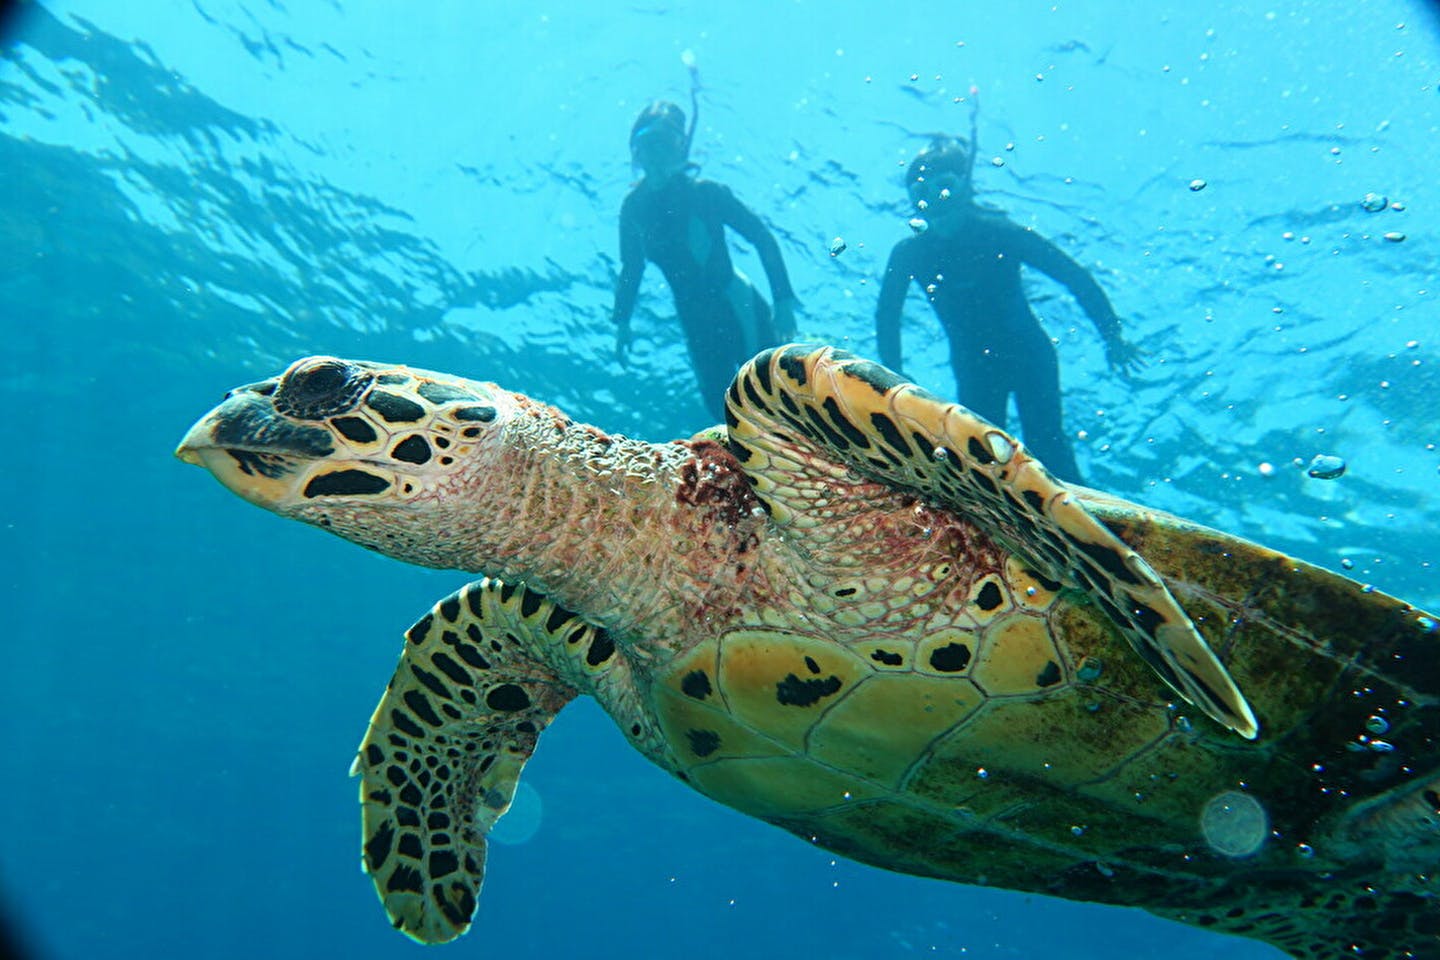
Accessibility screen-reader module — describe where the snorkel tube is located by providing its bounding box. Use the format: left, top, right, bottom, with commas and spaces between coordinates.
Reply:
682, 49, 701, 157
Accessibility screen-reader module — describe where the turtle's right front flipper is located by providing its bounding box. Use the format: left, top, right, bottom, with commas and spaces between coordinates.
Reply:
725, 345, 1257, 740
352, 578, 580, 943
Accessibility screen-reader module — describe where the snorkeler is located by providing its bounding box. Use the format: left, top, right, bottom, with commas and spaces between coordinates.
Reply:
875, 134, 1143, 482
611, 99, 799, 423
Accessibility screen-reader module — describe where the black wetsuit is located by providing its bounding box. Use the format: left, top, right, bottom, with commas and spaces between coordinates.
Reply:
614, 174, 795, 421
875, 208, 1121, 482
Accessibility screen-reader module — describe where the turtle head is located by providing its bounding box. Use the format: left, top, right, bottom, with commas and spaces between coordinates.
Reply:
177, 356, 514, 558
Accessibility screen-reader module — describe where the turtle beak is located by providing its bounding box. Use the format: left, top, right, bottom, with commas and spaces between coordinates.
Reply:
176, 389, 336, 512
175, 440, 204, 467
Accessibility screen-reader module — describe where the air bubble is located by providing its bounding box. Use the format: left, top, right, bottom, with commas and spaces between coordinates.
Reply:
828, 237, 847, 257
1418, 616, 1438, 633
932, 446, 950, 461
1361, 192, 1389, 212
1200, 790, 1269, 857
1189, 178, 1207, 192
1307, 454, 1347, 480
1366, 715, 1390, 735
908, 217, 929, 235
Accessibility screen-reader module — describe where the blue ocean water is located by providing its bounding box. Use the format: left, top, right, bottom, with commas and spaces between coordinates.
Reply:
2, 2, 1437, 958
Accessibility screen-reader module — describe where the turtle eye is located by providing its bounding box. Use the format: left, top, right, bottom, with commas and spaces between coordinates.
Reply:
275, 358, 372, 420
284, 359, 353, 401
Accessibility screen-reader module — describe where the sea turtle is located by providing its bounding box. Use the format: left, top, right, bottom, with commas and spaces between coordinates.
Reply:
176, 345, 1439, 959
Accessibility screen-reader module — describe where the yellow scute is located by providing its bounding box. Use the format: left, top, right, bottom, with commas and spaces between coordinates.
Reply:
809, 674, 983, 787
717, 630, 872, 749
651, 687, 788, 768
971, 614, 1066, 696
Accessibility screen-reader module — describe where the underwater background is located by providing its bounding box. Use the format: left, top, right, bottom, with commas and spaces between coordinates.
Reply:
2, 1, 1437, 958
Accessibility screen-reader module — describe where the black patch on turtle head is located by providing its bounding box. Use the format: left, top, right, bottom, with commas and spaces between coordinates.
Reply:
332, 416, 378, 444
775, 673, 842, 706
1036, 660, 1062, 688
366, 390, 426, 424
391, 435, 432, 464
454, 405, 497, 422
215, 395, 336, 457
686, 729, 721, 758
418, 382, 479, 404
871, 649, 904, 666
224, 449, 291, 480
929, 643, 972, 673
681, 670, 712, 700
303, 470, 391, 498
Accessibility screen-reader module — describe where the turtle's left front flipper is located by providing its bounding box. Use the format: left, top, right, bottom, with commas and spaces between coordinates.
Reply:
351, 578, 581, 943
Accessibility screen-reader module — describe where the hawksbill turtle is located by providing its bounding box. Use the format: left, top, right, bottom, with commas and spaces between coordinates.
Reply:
176, 345, 1439, 958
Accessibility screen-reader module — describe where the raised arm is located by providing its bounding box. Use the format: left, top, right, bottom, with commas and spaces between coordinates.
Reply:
713, 184, 797, 336
611, 197, 646, 362
1005, 221, 1143, 374
875, 239, 914, 373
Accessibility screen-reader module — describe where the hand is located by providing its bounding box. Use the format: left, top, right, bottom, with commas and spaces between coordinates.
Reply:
772, 297, 798, 342
1104, 335, 1148, 378
615, 326, 633, 367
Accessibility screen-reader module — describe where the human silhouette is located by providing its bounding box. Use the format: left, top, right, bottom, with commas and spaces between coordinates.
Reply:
612, 100, 798, 422
875, 136, 1142, 482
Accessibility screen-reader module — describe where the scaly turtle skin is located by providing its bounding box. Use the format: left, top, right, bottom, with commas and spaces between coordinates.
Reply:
177, 346, 1440, 959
